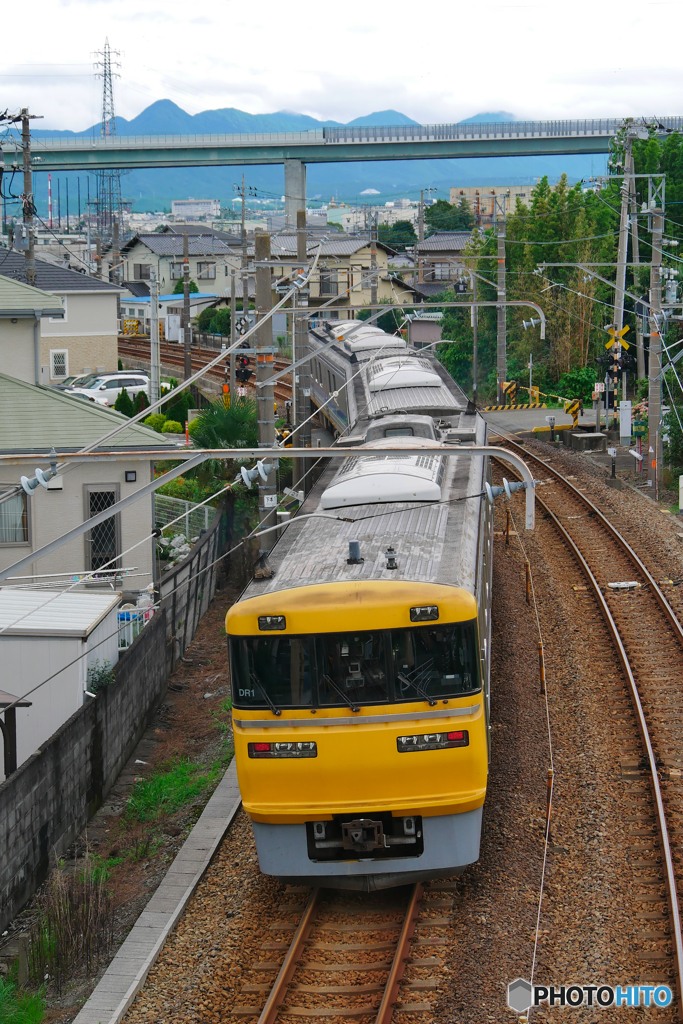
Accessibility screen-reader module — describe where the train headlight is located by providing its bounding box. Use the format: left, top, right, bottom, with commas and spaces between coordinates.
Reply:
410, 605, 439, 622
248, 741, 317, 758
397, 730, 468, 752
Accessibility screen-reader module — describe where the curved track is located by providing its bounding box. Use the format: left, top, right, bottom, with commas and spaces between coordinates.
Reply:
231, 882, 453, 1022
494, 430, 683, 1015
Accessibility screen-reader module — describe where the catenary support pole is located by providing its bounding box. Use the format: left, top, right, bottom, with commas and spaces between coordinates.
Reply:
230, 269, 236, 402
183, 230, 191, 379
648, 207, 664, 494
370, 213, 378, 311
112, 216, 119, 286
471, 273, 478, 405
294, 209, 310, 491
149, 269, 160, 403
496, 196, 507, 403
255, 232, 277, 548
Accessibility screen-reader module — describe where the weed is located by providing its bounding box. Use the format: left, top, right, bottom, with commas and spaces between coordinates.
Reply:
29, 856, 114, 994
125, 759, 224, 823
0, 977, 45, 1024
80, 853, 124, 884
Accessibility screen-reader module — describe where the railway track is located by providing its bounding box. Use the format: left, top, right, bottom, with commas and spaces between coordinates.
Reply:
494, 431, 683, 1014
231, 882, 453, 1021
118, 336, 293, 406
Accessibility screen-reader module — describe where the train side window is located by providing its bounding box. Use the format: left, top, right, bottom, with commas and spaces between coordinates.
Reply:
315, 632, 391, 706
230, 636, 313, 708
391, 621, 480, 700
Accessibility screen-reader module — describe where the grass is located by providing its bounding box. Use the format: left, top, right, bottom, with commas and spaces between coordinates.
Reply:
125, 758, 227, 823
0, 977, 45, 1024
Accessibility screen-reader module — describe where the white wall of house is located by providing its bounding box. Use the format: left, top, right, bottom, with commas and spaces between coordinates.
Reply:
0, 319, 36, 384
0, 460, 155, 588
0, 603, 119, 779
39, 291, 120, 381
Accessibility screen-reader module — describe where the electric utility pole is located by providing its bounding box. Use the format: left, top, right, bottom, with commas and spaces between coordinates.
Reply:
370, 212, 378, 311
241, 173, 247, 269
495, 195, 507, 402
230, 268, 236, 402
628, 148, 646, 380
20, 108, 39, 287
648, 207, 664, 495
183, 231, 191, 379
614, 135, 632, 339
294, 208, 311, 491
150, 269, 160, 403
255, 232, 277, 544
471, 273, 479, 405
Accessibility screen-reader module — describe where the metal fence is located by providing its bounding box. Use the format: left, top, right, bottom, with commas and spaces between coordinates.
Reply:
117, 605, 156, 650
154, 494, 213, 540
159, 503, 224, 671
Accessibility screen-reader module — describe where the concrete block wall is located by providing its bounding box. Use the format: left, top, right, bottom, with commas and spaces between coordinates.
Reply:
0, 609, 167, 932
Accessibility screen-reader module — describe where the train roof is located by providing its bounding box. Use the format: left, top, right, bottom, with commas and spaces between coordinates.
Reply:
238, 320, 488, 606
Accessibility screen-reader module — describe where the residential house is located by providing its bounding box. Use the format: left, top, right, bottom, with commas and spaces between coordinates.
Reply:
0, 275, 64, 384
413, 232, 472, 294
0, 252, 122, 382
267, 236, 421, 315
0, 373, 182, 588
114, 233, 241, 293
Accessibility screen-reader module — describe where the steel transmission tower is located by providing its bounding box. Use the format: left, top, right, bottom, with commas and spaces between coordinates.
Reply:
93, 39, 123, 244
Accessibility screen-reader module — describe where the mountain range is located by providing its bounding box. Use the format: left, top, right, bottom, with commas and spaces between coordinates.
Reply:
24, 103, 604, 215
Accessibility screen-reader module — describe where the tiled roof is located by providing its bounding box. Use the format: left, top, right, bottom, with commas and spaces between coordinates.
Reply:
268, 236, 386, 258
416, 232, 472, 253
0, 251, 121, 292
0, 274, 64, 317
123, 234, 238, 257
0, 373, 182, 454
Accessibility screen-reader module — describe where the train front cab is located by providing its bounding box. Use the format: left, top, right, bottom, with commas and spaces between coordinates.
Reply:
226, 581, 489, 891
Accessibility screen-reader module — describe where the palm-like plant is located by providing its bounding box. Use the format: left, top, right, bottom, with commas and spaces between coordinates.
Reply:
189, 398, 258, 450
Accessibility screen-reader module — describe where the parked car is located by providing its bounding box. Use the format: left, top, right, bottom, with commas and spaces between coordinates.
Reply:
52, 372, 101, 392
69, 373, 151, 407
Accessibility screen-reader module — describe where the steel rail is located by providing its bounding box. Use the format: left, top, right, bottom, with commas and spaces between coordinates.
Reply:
491, 439, 683, 1017
375, 883, 424, 1024
254, 882, 425, 1023
492, 433, 683, 647
257, 887, 322, 1024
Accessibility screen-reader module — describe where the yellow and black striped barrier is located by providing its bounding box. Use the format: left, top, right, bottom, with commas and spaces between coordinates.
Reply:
484, 403, 548, 411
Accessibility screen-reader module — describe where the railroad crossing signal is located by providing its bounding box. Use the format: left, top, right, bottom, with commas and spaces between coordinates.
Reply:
565, 399, 581, 427
235, 314, 251, 336
605, 324, 630, 350
502, 381, 518, 404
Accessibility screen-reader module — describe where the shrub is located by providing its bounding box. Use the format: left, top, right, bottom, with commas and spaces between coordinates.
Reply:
87, 659, 115, 694
113, 386, 135, 417
117, 357, 123, 371
143, 413, 167, 432
555, 365, 599, 401
134, 389, 150, 414
172, 279, 199, 295
162, 420, 183, 433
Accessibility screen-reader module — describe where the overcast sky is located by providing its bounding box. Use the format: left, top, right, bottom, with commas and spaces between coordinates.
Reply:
1, 0, 682, 130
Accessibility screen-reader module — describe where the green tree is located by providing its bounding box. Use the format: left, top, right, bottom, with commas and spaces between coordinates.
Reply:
196, 307, 231, 335
134, 389, 150, 414
114, 386, 135, 417
378, 219, 417, 252
172, 279, 199, 295
357, 305, 405, 335
189, 398, 258, 450
424, 198, 474, 234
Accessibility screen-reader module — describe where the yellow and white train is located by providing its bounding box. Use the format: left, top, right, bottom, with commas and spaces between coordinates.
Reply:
226, 320, 493, 889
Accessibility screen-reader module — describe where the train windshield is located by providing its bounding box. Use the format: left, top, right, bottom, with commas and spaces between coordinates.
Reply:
230, 620, 479, 710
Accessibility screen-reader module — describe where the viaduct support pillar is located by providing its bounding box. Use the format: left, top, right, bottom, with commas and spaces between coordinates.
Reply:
284, 159, 306, 230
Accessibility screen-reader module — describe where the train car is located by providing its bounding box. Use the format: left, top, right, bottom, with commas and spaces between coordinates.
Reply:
225, 322, 493, 890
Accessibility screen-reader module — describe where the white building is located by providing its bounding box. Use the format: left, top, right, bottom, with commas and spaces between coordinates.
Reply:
0, 589, 121, 779
171, 198, 221, 220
